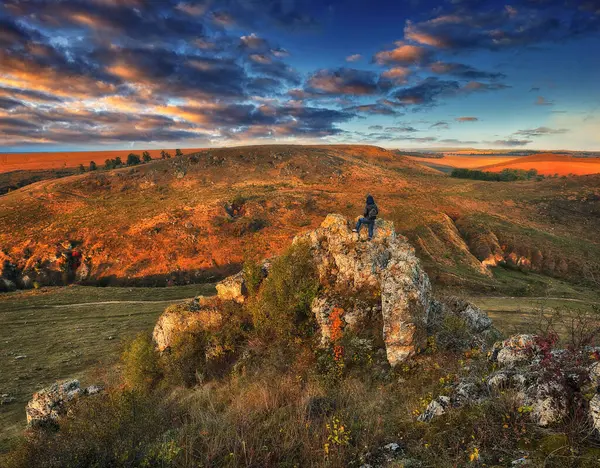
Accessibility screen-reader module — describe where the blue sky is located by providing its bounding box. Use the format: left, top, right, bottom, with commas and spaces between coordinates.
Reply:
1, 0, 599, 152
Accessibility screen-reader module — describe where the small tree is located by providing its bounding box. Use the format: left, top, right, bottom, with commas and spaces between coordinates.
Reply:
164, 151, 172, 159
175, 148, 183, 157
127, 153, 141, 166
160, 150, 167, 159
114, 156, 123, 167
78, 164, 85, 173
89, 161, 97, 171
142, 151, 151, 163
104, 159, 114, 170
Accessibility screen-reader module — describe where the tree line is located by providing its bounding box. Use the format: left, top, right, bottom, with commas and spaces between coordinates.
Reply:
78, 149, 185, 172
450, 167, 545, 182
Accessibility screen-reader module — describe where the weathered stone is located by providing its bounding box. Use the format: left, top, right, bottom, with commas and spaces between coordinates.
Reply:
442, 297, 494, 333
153, 297, 223, 352
215, 271, 246, 303
492, 334, 540, 368
296, 214, 433, 366
417, 395, 450, 422
26, 379, 82, 427
525, 381, 567, 427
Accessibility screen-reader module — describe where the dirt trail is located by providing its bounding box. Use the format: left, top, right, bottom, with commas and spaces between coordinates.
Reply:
42, 298, 198, 308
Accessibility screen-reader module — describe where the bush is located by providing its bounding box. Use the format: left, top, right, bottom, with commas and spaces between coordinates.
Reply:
121, 332, 161, 393
4, 389, 179, 468
160, 328, 208, 387
250, 241, 319, 339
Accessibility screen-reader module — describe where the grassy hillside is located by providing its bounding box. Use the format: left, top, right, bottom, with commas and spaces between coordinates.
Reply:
0, 284, 215, 451
0, 145, 599, 294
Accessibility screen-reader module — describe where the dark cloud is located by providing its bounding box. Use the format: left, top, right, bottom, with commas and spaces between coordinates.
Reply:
515, 126, 568, 137
306, 68, 382, 96
439, 138, 478, 144
489, 138, 532, 147
430, 62, 506, 80
344, 103, 405, 116
392, 78, 460, 105
430, 121, 449, 129
403, 2, 600, 52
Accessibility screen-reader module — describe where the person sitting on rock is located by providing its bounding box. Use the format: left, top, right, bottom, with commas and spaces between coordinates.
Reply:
353, 194, 378, 240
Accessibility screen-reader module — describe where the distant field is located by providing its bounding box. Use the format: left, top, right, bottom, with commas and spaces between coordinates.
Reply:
406, 153, 600, 176
0, 284, 215, 451
0, 148, 206, 174
479, 153, 600, 176
405, 155, 519, 169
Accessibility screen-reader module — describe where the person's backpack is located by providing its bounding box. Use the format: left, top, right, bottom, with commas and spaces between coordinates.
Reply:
368, 204, 378, 220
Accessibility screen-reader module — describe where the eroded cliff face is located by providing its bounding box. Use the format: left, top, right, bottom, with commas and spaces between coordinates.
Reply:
152, 214, 497, 367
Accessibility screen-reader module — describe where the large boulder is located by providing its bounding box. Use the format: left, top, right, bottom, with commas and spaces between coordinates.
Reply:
152, 297, 223, 352
215, 271, 246, 303
295, 214, 433, 366
26, 380, 101, 428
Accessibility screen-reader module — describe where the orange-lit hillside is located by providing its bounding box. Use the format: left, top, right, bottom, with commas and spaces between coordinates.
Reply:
0, 148, 206, 174
477, 153, 600, 176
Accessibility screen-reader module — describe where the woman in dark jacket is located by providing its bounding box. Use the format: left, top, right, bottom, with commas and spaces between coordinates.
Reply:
353, 194, 378, 240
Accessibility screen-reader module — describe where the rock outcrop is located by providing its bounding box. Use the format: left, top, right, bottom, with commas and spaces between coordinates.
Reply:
26, 380, 101, 428
296, 214, 433, 366
419, 333, 600, 431
152, 297, 223, 352
152, 214, 497, 368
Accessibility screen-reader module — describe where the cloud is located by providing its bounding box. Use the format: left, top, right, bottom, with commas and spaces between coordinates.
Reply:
380, 67, 412, 85
430, 62, 505, 80
439, 138, 478, 145
373, 42, 432, 66
535, 96, 554, 106
489, 139, 532, 147
462, 81, 511, 92
306, 68, 381, 96
344, 103, 404, 116
455, 116, 478, 122
240, 33, 269, 50
346, 54, 362, 62
430, 121, 449, 129
402, 2, 600, 52
515, 127, 568, 137
392, 78, 460, 105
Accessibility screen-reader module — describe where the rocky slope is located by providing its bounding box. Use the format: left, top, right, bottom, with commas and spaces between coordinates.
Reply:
153, 214, 498, 366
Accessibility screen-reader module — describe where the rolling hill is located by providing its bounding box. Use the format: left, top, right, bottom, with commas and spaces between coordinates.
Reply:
0, 145, 599, 294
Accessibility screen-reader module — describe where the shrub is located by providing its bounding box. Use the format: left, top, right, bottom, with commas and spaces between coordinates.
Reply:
4, 389, 179, 468
160, 328, 208, 387
142, 151, 151, 162
243, 258, 263, 298
121, 332, 161, 393
250, 241, 319, 339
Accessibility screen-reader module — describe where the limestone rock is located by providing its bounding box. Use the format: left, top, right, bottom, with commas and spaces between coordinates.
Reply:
525, 381, 567, 427
442, 297, 494, 333
153, 297, 223, 352
417, 395, 450, 422
296, 214, 433, 366
26, 380, 82, 427
215, 271, 246, 303
589, 393, 600, 434
492, 334, 540, 368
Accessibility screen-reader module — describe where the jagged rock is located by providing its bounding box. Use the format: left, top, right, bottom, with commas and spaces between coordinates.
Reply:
215, 271, 246, 303
492, 334, 540, 367
417, 395, 451, 422
215, 261, 270, 303
153, 297, 223, 352
296, 214, 433, 366
442, 297, 494, 333
589, 393, 600, 434
26, 380, 82, 427
525, 381, 567, 427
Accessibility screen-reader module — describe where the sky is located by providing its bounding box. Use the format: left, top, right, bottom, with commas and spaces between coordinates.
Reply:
1, 0, 599, 153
